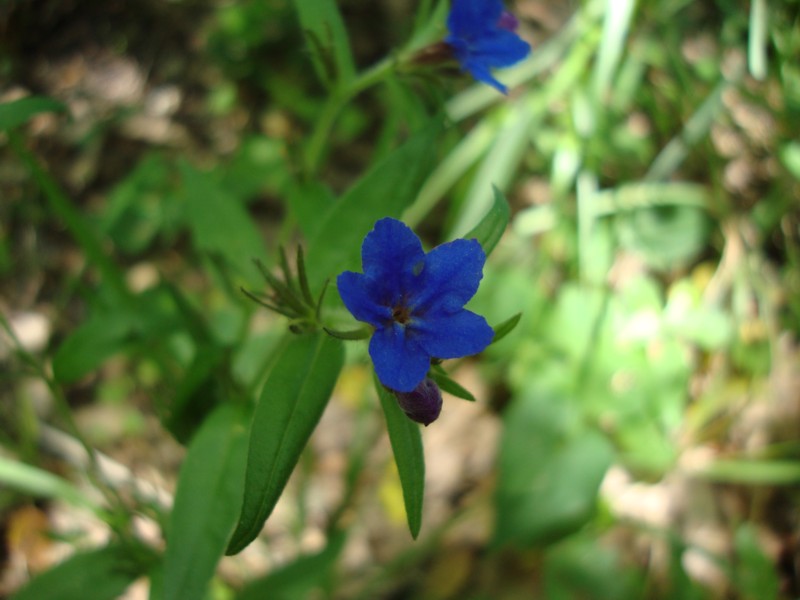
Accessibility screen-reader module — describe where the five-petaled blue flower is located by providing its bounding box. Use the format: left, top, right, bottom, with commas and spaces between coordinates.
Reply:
337, 218, 494, 393
445, 0, 530, 94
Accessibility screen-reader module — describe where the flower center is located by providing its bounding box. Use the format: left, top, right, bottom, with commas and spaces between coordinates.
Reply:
392, 304, 412, 324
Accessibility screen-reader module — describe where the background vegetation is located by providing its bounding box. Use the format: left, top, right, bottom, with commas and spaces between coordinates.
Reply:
1, 0, 799, 598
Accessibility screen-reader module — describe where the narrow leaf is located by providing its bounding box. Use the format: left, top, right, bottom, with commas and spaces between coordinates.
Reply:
0, 96, 64, 131
12, 544, 148, 600
747, 0, 768, 81
375, 377, 425, 538
0, 456, 96, 510
462, 185, 510, 257
698, 459, 800, 486
52, 312, 135, 383
179, 161, 265, 284
161, 344, 225, 444
163, 404, 249, 600
592, 0, 636, 98
291, 0, 355, 86
226, 333, 344, 555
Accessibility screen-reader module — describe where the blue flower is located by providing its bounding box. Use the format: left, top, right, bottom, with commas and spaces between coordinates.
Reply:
337, 218, 494, 393
445, 0, 530, 94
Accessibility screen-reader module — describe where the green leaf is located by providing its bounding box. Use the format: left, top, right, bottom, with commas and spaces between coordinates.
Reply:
543, 535, 641, 600
291, 0, 355, 87
101, 153, 174, 255
0, 456, 96, 510
592, 0, 636, 97
495, 390, 613, 548
237, 530, 346, 600
52, 312, 136, 383
462, 185, 510, 258
780, 142, 800, 181
491, 312, 522, 344
162, 345, 226, 445
0, 96, 64, 131
697, 459, 800, 485
287, 181, 336, 241
226, 333, 344, 555
12, 544, 147, 600
748, 0, 768, 81
305, 122, 441, 293
179, 161, 266, 283
8, 133, 131, 303
163, 404, 249, 600
615, 205, 711, 271
375, 377, 425, 539
449, 100, 537, 238
734, 523, 780, 600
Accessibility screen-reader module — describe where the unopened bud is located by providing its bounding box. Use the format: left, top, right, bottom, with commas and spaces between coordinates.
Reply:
393, 378, 443, 426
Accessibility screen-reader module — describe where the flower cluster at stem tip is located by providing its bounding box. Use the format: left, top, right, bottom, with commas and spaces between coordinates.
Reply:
337, 218, 494, 422
445, 0, 530, 94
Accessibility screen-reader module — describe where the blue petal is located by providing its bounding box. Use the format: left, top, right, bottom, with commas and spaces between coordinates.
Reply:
370, 323, 431, 392
447, 0, 505, 38
410, 238, 486, 314
468, 29, 530, 68
337, 271, 391, 327
459, 57, 508, 93
361, 218, 425, 306
413, 309, 494, 359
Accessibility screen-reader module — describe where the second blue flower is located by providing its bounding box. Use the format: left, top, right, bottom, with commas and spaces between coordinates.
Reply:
445, 0, 531, 94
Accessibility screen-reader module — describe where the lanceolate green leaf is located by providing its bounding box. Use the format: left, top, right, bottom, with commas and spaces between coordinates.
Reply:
163, 404, 249, 600
12, 544, 149, 600
0, 456, 96, 510
291, 0, 355, 87
463, 185, 510, 258
226, 333, 344, 555
305, 122, 441, 293
52, 311, 136, 383
179, 160, 266, 284
0, 96, 64, 131
375, 377, 425, 539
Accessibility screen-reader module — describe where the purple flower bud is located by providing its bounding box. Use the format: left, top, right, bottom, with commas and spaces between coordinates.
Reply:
393, 378, 443, 426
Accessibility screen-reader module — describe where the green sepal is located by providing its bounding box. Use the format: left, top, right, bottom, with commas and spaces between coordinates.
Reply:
323, 325, 372, 340
429, 366, 476, 402
491, 312, 522, 344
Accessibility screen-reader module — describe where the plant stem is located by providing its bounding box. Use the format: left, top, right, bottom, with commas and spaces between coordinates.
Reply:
304, 57, 395, 176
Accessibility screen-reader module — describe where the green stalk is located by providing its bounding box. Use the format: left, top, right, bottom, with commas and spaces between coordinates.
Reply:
304, 57, 395, 176
8, 132, 131, 305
